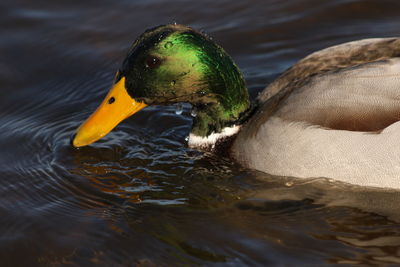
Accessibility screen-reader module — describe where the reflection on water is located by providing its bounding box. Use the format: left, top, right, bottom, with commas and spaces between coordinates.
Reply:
2, 0, 400, 265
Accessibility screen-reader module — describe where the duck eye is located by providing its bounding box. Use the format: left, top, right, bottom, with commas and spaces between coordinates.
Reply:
145, 56, 161, 69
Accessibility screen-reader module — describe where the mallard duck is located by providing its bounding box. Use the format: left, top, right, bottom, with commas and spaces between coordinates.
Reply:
72, 24, 400, 189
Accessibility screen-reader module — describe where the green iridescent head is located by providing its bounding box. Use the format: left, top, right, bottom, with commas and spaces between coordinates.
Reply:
118, 24, 250, 136
72, 24, 250, 148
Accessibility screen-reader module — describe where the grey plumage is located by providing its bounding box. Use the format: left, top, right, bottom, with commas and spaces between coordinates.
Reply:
241, 38, 400, 137
231, 37, 400, 188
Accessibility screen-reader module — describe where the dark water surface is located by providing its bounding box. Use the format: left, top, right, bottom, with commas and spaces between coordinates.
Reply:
2, 0, 400, 266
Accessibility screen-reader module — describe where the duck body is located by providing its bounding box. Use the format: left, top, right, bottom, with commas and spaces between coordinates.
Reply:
232, 38, 400, 188
72, 25, 400, 189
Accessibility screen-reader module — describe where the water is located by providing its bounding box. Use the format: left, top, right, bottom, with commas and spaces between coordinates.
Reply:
2, 0, 400, 265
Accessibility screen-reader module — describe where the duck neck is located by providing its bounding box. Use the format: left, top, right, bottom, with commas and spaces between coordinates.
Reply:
191, 77, 251, 137
191, 101, 251, 137
191, 53, 251, 137
188, 85, 253, 151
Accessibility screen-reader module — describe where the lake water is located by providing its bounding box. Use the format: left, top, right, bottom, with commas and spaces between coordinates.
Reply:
2, 0, 400, 266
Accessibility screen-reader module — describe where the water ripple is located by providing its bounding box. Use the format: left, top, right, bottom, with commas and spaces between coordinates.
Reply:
2, 0, 400, 265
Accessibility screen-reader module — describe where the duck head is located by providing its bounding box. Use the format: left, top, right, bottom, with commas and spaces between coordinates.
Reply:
72, 24, 250, 147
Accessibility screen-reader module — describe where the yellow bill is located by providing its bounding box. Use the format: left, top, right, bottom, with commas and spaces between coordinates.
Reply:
72, 77, 147, 147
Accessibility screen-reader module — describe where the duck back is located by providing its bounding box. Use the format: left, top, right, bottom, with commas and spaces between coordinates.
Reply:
232, 38, 400, 189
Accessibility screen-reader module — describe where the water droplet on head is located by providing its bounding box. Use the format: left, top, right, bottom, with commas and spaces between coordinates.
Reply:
175, 103, 183, 115
185, 136, 189, 142
285, 181, 294, 187
190, 107, 197, 117
164, 41, 173, 49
